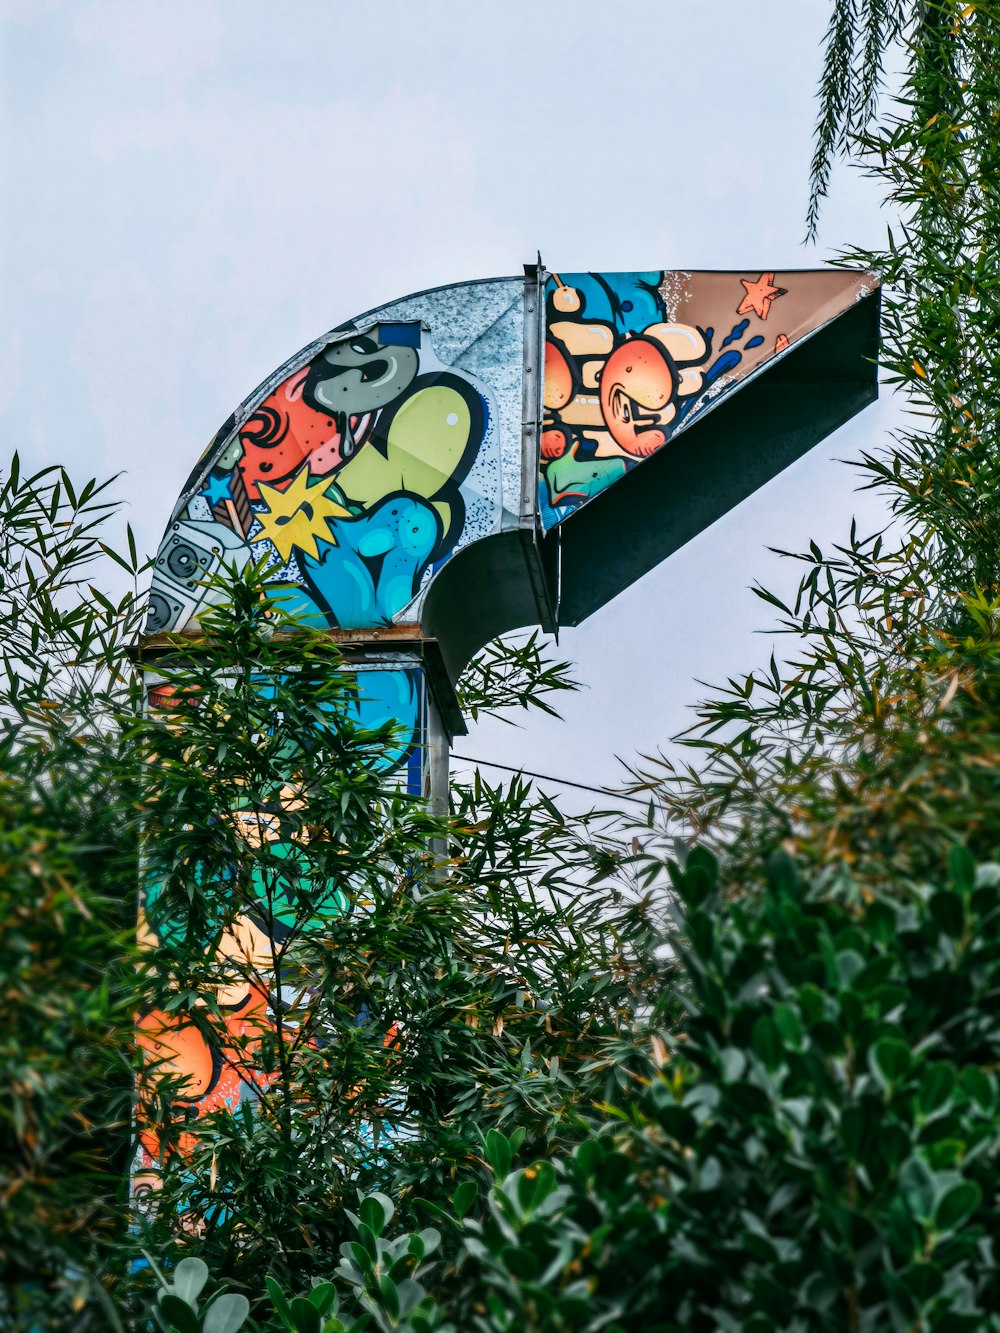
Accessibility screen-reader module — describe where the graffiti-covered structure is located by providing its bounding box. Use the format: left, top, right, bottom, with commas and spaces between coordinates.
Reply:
136, 263, 879, 1180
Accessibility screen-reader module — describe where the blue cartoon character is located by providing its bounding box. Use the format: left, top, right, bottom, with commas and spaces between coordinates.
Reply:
301, 494, 440, 625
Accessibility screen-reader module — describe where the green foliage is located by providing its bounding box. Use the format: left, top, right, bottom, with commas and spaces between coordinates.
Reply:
807, 0, 908, 240
261, 840, 1000, 1329
636, 0, 1000, 894
130, 565, 665, 1302
0, 454, 658, 1327
0, 460, 145, 1327
454, 632, 578, 724
148, 1256, 249, 1333
0, 783, 134, 1304
632, 845, 1000, 1328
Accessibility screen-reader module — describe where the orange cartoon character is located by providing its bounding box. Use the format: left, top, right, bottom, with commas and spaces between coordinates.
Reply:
597, 337, 677, 458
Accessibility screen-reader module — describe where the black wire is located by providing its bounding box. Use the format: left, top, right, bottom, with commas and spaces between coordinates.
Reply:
451, 753, 655, 810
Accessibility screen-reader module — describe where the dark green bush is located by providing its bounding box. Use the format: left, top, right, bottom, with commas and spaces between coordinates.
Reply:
244, 832, 1000, 1331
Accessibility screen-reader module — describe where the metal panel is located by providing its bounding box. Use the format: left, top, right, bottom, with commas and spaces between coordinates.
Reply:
149, 279, 527, 642
553, 290, 881, 624
539, 268, 879, 530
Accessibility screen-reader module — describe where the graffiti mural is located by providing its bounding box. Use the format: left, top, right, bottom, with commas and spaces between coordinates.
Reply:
150, 270, 877, 629
538, 269, 878, 529
147, 324, 499, 637
132, 663, 424, 1211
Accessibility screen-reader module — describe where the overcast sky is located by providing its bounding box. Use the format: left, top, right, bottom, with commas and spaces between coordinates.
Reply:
0, 0, 900, 811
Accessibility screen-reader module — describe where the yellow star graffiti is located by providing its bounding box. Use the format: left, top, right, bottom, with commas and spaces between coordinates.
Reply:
256, 467, 351, 562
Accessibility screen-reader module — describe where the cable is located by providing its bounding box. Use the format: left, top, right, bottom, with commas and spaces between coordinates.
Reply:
451, 753, 656, 810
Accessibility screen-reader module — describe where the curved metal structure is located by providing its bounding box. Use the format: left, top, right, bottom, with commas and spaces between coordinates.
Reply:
143, 262, 879, 745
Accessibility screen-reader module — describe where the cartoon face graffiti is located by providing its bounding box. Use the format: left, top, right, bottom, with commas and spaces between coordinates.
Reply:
598, 338, 677, 457
539, 274, 690, 513
537, 270, 838, 526
303, 335, 418, 457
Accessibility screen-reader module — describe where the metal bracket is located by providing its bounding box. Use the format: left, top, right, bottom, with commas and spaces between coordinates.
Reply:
519, 257, 558, 634
133, 624, 468, 739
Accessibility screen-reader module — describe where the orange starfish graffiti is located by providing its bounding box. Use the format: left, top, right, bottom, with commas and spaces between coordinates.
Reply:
737, 272, 788, 322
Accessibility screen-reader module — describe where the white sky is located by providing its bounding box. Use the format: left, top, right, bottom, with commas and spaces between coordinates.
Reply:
0, 0, 900, 810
